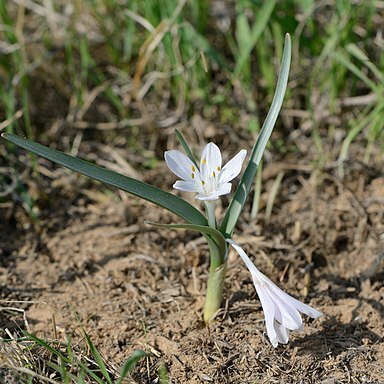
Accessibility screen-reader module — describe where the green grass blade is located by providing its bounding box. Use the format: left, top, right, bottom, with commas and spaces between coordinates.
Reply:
158, 362, 169, 384
2, 133, 207, 226
46, 361, 77, 383
116, 350, 147, 384
82, 329, 112, 384
75, 363, 106, 384
220, 33, 291, 237
174, 129, 199, 168
21, 331, 70, 364
331, 50, 378, 92
66, 334, 73, 365
264, 170, 284, 224
233, 0, 277, 77
338, 102, 383, 167
345, 43, 384, 82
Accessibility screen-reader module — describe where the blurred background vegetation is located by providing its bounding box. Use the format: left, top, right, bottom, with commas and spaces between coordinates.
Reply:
1, 0, 383, 217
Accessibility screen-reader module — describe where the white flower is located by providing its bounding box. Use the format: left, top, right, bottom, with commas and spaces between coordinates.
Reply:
165, 143, 247, 201
226, 239, 322, 348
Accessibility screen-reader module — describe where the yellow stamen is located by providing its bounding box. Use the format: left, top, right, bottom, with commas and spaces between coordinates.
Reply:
202, 159, 207, 165
212, 171, 216, 177
201, 181, 205, 185
191, 173, 195, 179
191, 165, 196, 172
217, 166, 221, 171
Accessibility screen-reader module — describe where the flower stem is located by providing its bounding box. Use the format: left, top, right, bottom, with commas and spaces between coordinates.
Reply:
203, 235, 227, 323
205, 201, 216, 228
204, 261, 227, 323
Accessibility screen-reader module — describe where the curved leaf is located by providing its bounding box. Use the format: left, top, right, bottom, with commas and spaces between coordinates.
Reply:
116, 350, 147, 384
2, 133, 207, 226
174, 128, 199, 168
220, 33, 292, 237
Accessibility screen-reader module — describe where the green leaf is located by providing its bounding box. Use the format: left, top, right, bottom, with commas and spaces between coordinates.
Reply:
233, 0, 277, 77
220, 33, 291, 237
345, 43, 383, 82
157, 362, 169, 384
146, 221, 227, 256
2, 133, 207, 226
116, 350, 147, 384
21, 331, 70, 364
174, 129, 199, 168
46, 361, 77, 383
82, 328, 112, 384
331, 49, 378, 92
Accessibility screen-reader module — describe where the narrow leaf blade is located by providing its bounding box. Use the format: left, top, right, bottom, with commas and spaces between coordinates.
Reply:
221, 33, 292, 236
82, 329, 112, 384
174, 129, 199, 168
233, 0, 277, 77
116, 350, 147, 384
2, 133, 207, 226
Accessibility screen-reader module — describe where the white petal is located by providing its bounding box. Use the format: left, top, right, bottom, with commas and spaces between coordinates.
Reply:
231, 240, 322, 321
226, 239, 322, 347
255, 282, 280, 347
273, 295, 303, 330
165, 150, 197, 181
273, 321, 290, 345
219, 149, 247, 183
173, 180, 200, 193
215, 182, 232, 196
196, 193, 219, 201
195, 183, 231, 201
200, 143, 222, 181
267, 282, 322, 319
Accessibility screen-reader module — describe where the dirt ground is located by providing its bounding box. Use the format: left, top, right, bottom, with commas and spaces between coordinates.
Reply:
1, 137, 384, 383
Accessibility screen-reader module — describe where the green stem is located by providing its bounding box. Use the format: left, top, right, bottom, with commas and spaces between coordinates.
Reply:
204, 261, 227, 323
205, 201, 216, 228
203, 235, 227, 323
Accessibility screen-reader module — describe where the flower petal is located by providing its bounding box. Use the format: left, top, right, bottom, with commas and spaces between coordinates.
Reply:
195, 183, 231, 201
165, 150, 197, 181
219, 149, 247, 183
196, 194, 219, 201
254, 281, 280, 347
173, 180, 201, 193
200, 143, 222, 181
273, 294, 303, 330
215, 182, 232, 196
225, 239, 256, 274
226, 239, 322, 347
267, 282, 322, 319
273, 320, 290, 345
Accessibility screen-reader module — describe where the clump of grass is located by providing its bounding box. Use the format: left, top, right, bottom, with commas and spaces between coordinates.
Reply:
0, 1, 31, 136
1, 0, 383, 162
1, 327, 149, 384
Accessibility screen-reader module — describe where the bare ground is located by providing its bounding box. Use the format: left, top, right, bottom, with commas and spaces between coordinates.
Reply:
0, 140, 384, 383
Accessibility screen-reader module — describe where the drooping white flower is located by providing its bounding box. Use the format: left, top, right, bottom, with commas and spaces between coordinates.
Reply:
165, 143, 247, 201
226, 239, 322, 348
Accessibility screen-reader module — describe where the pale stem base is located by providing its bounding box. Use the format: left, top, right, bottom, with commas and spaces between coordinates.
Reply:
203, 261, 227, 323
205, 201, 216, 229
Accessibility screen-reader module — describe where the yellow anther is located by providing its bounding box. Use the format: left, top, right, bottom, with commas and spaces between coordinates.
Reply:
202, 159, 207, 165
212, 171, 216, 177
217, 166, 221, 171
191, 165, 196, 172
191, 173, 195, 179
201, 181, 205, 185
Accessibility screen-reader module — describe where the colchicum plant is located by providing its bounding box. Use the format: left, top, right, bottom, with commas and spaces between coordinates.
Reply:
2, 34, 321, 347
